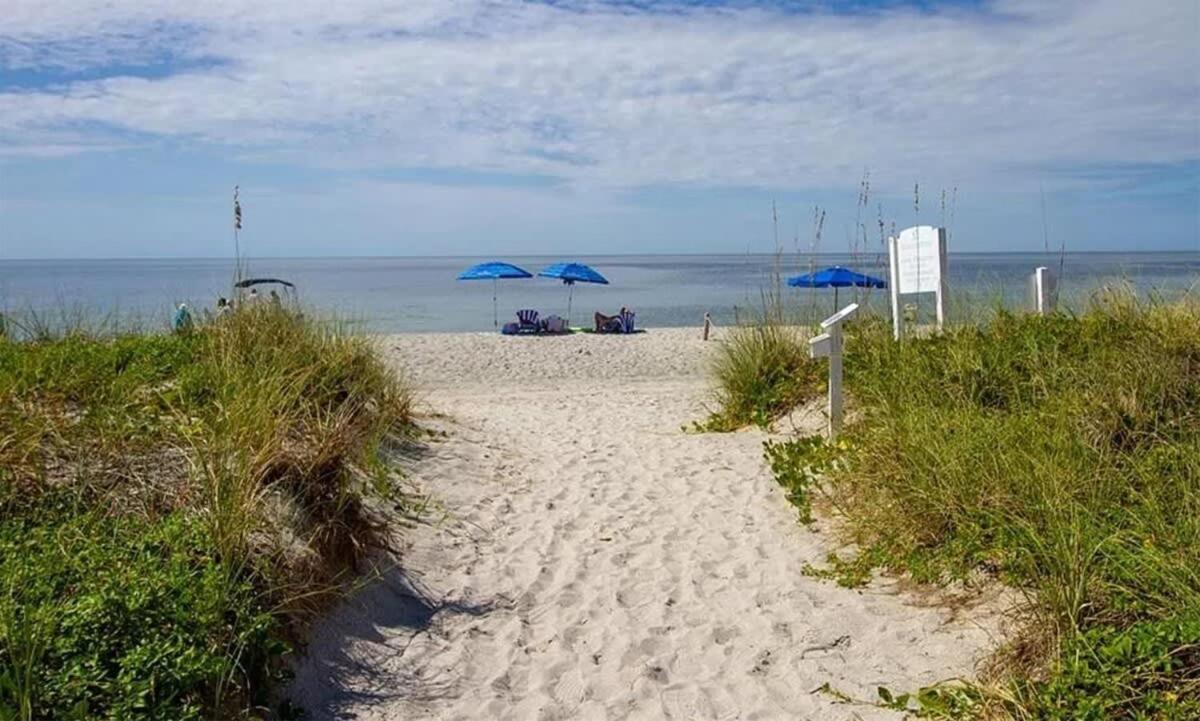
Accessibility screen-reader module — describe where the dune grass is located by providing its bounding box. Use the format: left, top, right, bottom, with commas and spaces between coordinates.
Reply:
0, 304, 413, 720
754, 292, 1199, 718
700, 322, 823, 431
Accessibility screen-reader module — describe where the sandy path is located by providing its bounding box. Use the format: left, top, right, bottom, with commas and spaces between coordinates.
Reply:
290, 331, 1001, 720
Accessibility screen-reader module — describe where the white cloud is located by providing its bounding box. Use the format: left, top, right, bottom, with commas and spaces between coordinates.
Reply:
1, 0, 1196, 192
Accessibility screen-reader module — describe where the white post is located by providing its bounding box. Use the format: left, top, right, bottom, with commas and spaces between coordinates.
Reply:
935, 228, 949, 331
810, 302, 859, 441
1031, 266, 1056, 315
1030, 267, 1042, 315
888, 235, 902, 341
827, 324, 844, 436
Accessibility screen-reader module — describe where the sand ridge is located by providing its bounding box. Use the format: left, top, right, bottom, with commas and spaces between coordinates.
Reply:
290, 330, 1003, 720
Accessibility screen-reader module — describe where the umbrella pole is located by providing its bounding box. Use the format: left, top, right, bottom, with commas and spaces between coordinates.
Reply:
834, 287, 839, 313
493, 278, 498, 329
567, 283, 574, 325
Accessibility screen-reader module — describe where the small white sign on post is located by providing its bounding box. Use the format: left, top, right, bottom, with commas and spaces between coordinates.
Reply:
809, 302, 859, 441
888, 225, 949, 340
1030, 266, 1057, 316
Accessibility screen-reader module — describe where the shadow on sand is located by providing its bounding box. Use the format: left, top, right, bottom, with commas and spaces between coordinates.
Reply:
290, 561, 502, 717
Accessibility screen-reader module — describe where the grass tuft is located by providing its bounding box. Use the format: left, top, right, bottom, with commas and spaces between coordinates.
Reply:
701, 323, 822, 431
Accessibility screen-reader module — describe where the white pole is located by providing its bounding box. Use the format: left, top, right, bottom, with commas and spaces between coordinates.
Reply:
1033, 266, 1053, 315
888, 235, 902, 341
810, 302, 859, 441
828, 324, 844, 439
493, 278, 498, 329
935, 229, 948, 331
567, 283, 574, 324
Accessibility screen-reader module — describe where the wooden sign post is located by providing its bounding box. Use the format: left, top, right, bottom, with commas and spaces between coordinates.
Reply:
888, 226, 949, 340
809, 302, 859, 441
1030, 266, 1057, 316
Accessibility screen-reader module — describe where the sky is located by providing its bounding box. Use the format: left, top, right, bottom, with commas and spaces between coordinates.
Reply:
0, 0, 1197, 259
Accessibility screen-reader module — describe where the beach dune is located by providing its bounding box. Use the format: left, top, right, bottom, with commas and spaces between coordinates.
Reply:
290, 328, 1001, 720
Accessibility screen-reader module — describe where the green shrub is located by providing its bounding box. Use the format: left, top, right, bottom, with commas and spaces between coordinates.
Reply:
762, 435, 839, 524
0, 506, 278, 721
1019, 617, 1200, 720
702, 324, 821, 431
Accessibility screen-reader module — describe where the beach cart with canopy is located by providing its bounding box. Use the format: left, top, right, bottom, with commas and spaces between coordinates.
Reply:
233, 277, 298, 303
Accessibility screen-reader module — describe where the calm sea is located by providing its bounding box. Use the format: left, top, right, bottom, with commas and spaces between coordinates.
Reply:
0, 253, 1196, 333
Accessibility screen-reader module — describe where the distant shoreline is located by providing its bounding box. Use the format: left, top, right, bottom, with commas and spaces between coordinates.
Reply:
3, 249, 1199, 263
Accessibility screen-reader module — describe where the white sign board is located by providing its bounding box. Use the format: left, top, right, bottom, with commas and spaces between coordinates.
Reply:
894, 226, 944, 294
820, 301, 860, 330
809, 332, 832, 358
888, 226, 949, 340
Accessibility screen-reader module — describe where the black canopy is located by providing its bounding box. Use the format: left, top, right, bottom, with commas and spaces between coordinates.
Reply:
233, 278, 295, 289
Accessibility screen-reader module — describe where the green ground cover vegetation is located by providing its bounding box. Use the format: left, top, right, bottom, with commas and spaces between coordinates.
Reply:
0, 304, 413, 720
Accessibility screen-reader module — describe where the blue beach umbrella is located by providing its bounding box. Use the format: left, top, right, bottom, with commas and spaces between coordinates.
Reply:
787, 266, 886, 311
537, 262, 609, 323
457, 261, 533, 328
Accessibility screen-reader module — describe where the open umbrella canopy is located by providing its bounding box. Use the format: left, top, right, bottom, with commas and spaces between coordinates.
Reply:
787, 266, 886, 288
233, 277, 295, 288
457, 261, 533, 280
537, 262, 608, 325
537, 262, 609, 285
457, 262, 533, 329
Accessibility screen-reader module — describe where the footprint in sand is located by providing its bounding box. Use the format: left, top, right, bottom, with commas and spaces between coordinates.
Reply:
660, 686, 718, 720
549, 665, 587, 709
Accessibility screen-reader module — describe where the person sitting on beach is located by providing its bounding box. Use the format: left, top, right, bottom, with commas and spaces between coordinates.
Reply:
594, 307, 628, 333
216, 297, 232, 317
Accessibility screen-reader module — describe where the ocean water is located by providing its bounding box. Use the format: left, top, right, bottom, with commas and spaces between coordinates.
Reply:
0, 253, 1196, 333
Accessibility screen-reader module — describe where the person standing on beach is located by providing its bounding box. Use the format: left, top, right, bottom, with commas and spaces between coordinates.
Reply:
172, 303, 194, 333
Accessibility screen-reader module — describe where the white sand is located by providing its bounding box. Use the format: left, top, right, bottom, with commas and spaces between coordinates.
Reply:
290, 328, 1004, 720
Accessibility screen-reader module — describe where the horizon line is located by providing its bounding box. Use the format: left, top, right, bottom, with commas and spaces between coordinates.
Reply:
3, 249, 1196, 263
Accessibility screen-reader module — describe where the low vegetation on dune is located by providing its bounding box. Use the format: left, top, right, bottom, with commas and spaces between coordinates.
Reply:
701, 323, 822, 431
0, 304, 413, 720
711, 292, 1200, 718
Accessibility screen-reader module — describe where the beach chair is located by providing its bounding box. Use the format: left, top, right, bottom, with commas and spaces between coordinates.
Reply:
516, 309, 540, 333
618, 309, 636, 334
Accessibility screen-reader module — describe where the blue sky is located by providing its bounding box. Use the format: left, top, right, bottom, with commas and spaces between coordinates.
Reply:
0, 0, 1196, 258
